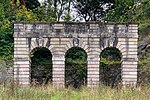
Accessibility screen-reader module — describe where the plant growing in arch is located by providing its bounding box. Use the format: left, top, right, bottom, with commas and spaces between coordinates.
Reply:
65, 47, 87, 88
100, 47, 122, 87
30, 47, 52, 85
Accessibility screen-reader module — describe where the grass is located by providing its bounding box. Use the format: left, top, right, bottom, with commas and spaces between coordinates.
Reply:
0, 84, 150, 100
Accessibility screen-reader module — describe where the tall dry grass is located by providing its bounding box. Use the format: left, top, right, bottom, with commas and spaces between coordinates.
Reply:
0, 83, 150, 100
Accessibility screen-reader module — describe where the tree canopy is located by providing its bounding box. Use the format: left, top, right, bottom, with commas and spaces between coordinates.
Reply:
73, 0, 115, 22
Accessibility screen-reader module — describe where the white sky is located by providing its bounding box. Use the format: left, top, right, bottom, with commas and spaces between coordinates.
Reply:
38, 0, 43, 3
37, 0, 83, 22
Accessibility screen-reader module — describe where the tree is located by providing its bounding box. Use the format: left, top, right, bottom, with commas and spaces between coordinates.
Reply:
50, 0, 71, 21
0, 0, 38, 63
72, 0, 115, 22
104, 0, 136, 22
12, 0, 40, 10
0, 0, 13, 65
132, 0, 150, 36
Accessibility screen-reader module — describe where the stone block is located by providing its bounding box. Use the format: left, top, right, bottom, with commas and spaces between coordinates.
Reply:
14, 44, 28, 48
53, 74, 64, 78
122, 51, 137, 55
122, 62, 137, 66
14, 75, 29, 78
14, 61, 30, 65
87, 78, 99, 82
87, 74, 99, 78
88, 67, 99, 71
14, 64, 29, 68
122, 68, 137, 71
122, 71, 137, 75
53, 61, 65, 65
19, 81, 30, 85
14, 67, 29, 72
53, 78, 64, 81
53, 71, 64, 75
122, 55, 137, 59
53, 67, 64, 71
14, 51, 28, 55
88, 71, 99, 75
88, 61, 99, 65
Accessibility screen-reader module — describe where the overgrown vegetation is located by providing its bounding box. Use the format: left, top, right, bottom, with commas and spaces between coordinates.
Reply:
30, 47, 52, 85
138, 58, 150, 86
65, 47, 87, 88
100, 47, 122, 87
0, 84, 150, 100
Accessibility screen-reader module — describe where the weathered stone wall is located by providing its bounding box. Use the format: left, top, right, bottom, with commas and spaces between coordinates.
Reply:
0, 67, 13, 84
13, 22, 138, 87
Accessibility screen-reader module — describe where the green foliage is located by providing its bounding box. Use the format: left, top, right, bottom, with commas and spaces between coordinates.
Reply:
133, 0, 150, 36
100, 47, 121, 61
100, 47, 121, 87
0, 1, 13, 66
23, 0, 40, 10
65, 47, 87, 88
104, 0, 150, 36
0, 0, 57, 66
0, 19, 13, 58
132, 0, 150, 22
12, 0, 40, 10
32, 6, 56, 22
74, 0, 115, 21
30, 47, 52, 85
13, 6, 37, 21
104, 0, 136, 22
100, 57, 120, 65
0, 0, 42, 67
138, 58, 150, 85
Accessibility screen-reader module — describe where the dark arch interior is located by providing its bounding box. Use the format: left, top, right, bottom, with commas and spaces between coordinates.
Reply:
100, 47, 122, 87
30, 47, 52, 85
65, 47, 87, 88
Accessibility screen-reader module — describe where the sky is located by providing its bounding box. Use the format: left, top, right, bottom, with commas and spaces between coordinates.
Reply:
38, 0, 43, 3
37, 0, 81, 22
36, 0, 111, 22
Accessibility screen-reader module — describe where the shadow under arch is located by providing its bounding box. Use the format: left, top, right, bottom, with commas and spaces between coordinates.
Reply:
65, 47, 87, 88
100, 47, 122, 87
30, 47, 52, 85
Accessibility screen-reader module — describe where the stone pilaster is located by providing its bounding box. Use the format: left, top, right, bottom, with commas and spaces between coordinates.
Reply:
52, 54, 65, 88
87, 55, 100, 87
14, 37, 30, 86
121, 58, 138, 86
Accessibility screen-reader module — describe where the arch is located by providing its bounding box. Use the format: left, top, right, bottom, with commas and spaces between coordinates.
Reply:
99, 47, 122, 87
30, 47, 53, 85
64, 38, 89, 55
29, 38, 53, 54
65, 47, 87, 88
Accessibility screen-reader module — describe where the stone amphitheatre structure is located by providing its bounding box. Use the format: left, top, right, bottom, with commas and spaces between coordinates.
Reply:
13, 22, 138, 87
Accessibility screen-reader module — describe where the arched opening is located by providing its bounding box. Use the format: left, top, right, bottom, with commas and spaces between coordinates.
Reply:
65, 47, 87, 88
30, 47, 52, 85
100, 47, 122, 87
